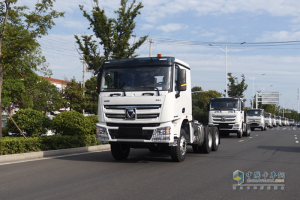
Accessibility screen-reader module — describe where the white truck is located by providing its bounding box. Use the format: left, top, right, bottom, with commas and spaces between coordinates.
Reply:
281, 117, 287, 126
208, 97, 251, 138
95, 56, 220, 162
289, 119, 294, 126
264, 113, 273, 128
276, 116, 282, 127
246, 109, 266, 131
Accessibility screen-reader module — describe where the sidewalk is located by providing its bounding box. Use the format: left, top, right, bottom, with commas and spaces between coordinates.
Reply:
0, 144, 110, 164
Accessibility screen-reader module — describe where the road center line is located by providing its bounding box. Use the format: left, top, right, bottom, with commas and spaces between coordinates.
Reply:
296, 137, 298, 140
296, 141, 299, 144
249, 137, 252, 138
239, 140, 244, 142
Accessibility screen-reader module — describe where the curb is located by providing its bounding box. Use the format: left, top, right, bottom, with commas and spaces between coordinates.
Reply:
0, 144, 110, 164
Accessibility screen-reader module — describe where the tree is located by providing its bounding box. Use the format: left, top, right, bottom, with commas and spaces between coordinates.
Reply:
62, 78, 91, 113
84, 76, 98, 114
226, 73, 248, 99
74, 0, 148, 72
0, 0, 64, 138
192, 86, 222, 125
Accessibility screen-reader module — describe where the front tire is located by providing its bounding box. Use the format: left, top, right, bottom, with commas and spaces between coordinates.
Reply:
111, 143, 130, 160
170, 129, 187, 162
237, 130, 242, 138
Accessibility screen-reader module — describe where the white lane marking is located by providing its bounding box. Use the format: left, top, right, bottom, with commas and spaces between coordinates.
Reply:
0, 150, 110, 166
296, 141, 299, 143
296, 137, 298, 140
249, 137, 252, 138
295, 135, 297, 136
256, 134, 258, 136
239, 140, 244, 142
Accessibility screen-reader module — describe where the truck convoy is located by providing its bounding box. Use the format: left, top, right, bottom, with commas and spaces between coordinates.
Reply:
281, 117, 287, 126
271, 115, 277, 127
208, 97, 251, 138
246, 109, 266, 131
95, 56, 220, 162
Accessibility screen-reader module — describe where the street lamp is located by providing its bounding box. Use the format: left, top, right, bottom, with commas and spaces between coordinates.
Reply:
209, 42, 246, 97
248, 74, 265, 108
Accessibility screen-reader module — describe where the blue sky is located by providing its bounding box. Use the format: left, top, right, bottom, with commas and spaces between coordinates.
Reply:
18, 0, 300, 110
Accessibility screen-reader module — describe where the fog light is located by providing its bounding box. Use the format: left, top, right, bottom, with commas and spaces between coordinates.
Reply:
151, 126, 171, 142
96, 126, 109, 143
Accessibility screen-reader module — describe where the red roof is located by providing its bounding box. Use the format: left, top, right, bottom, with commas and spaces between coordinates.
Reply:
40, 77, 71, 85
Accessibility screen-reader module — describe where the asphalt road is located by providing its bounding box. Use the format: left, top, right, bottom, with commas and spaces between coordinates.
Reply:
1, 127, 300, 200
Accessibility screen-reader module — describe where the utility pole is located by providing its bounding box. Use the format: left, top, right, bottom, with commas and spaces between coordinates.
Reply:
298, 88, 299, 114
149, 38, 154, 57
80, 56, 85, 115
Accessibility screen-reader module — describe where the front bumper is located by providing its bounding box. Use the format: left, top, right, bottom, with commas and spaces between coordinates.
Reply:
96, 122, 175, 144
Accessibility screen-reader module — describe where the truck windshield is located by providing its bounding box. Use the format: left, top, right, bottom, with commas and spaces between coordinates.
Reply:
246, 110, 262, 116
265, 113, 270, 118
276, 116, 281, 120
210, 99, 239, 111
281, 118, 285, 120
100, 66, 171, 92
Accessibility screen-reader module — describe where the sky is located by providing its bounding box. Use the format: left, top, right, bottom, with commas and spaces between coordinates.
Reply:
17, 0, 300, 110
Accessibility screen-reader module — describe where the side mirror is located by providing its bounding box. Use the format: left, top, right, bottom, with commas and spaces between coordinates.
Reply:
96, 71, 102, 94
241, 102, 245, 110
177, 69, 186, 91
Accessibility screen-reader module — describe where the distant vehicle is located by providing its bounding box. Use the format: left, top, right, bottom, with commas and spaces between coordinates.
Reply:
276, 116, 282, 126
281, 117, 287, 126
271, 114, 277, 127
264, 113, 273, 128
208, 97, 251, 138
246, 109, 266, 131
286, 118, 290, 126
289, 119, 295, 126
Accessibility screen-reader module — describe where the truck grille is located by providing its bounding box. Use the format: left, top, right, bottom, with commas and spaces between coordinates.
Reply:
104, 105, 161, 120
109, 128, 153, 140
212, 116, 235, 122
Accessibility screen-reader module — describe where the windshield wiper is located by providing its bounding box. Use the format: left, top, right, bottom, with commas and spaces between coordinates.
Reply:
154, 87, 160, 96
122, 88, 126, 96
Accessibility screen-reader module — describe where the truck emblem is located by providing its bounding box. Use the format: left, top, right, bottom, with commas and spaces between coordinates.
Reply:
221, 117, 226, 121
125, 108, 136, 120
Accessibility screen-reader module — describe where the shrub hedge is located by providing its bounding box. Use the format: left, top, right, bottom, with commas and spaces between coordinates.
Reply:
51, 110, 97, 136
0, 135, 98, 155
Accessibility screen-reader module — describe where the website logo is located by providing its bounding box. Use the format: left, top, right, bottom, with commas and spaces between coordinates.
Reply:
233, 170, 244, 185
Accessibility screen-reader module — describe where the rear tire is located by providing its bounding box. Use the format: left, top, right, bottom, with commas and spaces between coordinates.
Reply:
200, 127, 212, 154
111, 143, 130, 160
170, 129, 187, 162
211, 127, 219, 151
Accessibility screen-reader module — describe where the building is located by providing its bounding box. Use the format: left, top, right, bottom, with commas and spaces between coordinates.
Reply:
40, 77, 71, 93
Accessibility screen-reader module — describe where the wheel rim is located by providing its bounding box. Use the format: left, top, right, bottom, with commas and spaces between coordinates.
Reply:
214, 130, 219, 146
180, 136, 187, 156
208, 131, 212, 148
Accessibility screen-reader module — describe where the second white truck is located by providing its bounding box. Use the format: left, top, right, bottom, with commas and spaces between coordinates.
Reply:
246, 109, 266, 131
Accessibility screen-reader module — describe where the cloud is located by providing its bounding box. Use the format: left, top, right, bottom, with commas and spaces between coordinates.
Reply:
156, 23, 188, 33
255, 31, 300, 41
140, 24, 155, 30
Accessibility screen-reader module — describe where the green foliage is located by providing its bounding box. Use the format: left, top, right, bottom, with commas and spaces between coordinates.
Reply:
84, 76, 98, 114
6, 109, 50, 137
192, 86, 222, 125
62, 77, 86, 112
86, 115, 98, 124
226, 73, 248, 99
75, 0, 148, 72
0, 135, 98, 155
0, 0, 64, 138
51, 110, 96, 136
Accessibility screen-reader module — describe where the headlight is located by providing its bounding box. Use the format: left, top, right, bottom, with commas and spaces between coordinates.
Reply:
151, 126, 171, 142
233, 124, 240, 129
96, 126, 109, 143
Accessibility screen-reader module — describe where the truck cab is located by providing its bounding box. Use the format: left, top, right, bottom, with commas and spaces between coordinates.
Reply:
246, 109, 266, 131
95, 56, 219, 162
272, 115, 277, 127
281, 117, 286, 126
276, 116, 282, 127
264, 113, 273, 128
208, 97, 251, 138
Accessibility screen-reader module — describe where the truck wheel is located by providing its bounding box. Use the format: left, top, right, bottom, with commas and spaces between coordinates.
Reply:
261, 127, 264, 131
247, 125, 251, 136
111, 143, 130, 160
200, 127, 212, 154
237, 130, 242, 138
211, 126, 219, 151
242, 123, 247, 137
170, 129, 187, 162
